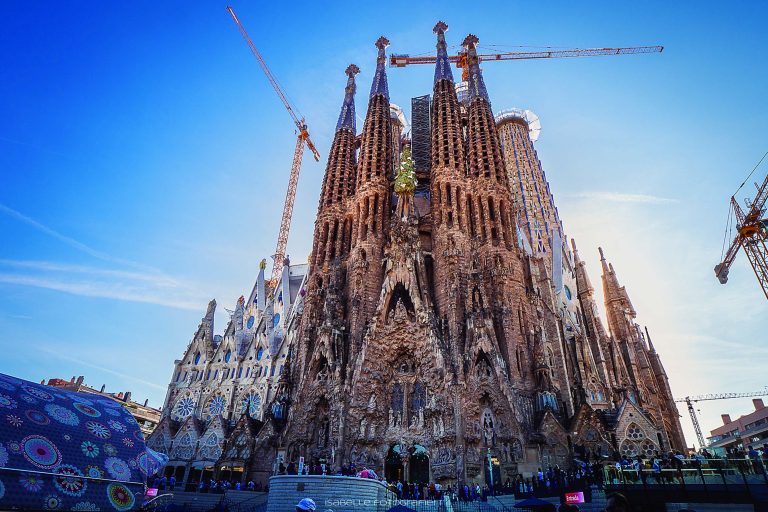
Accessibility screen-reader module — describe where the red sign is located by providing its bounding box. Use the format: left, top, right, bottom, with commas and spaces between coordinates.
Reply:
564, 491, 584, 504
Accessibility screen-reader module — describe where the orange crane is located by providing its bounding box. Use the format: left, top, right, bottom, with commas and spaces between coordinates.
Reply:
390, 45, 664, 80
715, 154, 768, 299
227, 6, 320, 288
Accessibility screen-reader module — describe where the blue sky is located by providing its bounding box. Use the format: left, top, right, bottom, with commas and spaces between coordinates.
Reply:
1, 1, 766, 447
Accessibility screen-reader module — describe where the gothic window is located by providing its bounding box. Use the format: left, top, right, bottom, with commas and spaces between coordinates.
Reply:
225, 350, 232, 363
194, 352, 201, 365
240, 390, 262, 418
475, 353, 493, 379
626, 423, 645, 440
172, 394, 195, 421
409, 382, 426, 427
256, 348, 264, 361
205, 393, 227, 421
390, 383, 404, 427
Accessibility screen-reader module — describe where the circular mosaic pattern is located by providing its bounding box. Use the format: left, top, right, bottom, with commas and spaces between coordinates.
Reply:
108, 419, 126, 433
6, 414, 22, 427
21, 384, 54, 402
122, 437, 134, 448
100, 398, 122, 409
43, 493, 62, 510
71, 395, 94, 406
81, 440, 99, 458
25, 409, 50, 425
8, 441, 20, 453
85, 421, 111, 439
44, 404, 80, 426
20, 394, 39, 405
85, 465, 104, 479
0, 380, 15, 392
104, 456, 131, 481
54, 464, 87, 497
22, 435, 62, 469
0, 393, 17, 410
104, 407, 121, 417
73, 402, 101, 418
72, 502, 99, 511
20, 473, 44, 492
0, 443, 8, 466
106, 482, 135, 511
172, 396, 195, 420
207, 394, 226, 416
103, 443, 118, 456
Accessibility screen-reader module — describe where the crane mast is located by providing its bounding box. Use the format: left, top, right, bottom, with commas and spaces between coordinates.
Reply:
675, 389, 768, 449
715, 162, 768, 299
226, 6, 320, 288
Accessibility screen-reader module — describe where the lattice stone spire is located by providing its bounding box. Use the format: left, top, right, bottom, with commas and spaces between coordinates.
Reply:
433, 21, 454, 84
462, 34, 490, 104
370, 36, 390, 100
336, 64, 359, 132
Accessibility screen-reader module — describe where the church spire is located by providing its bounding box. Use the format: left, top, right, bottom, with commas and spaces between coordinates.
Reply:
462, 34, 490, 104
336, 64, 359, 132
370, 36, 390, 100
433, 21, 454, 84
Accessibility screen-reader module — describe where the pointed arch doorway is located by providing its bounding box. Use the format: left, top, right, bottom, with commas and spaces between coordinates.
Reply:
385, 444, 404, 482
409, 444, 429, 485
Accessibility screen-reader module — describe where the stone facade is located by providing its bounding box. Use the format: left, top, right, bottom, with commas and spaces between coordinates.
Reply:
147, 258, 307, 489
150, 23, 686, 490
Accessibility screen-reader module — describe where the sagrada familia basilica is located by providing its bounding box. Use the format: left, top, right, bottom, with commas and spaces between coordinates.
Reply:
148, 23, 686, 488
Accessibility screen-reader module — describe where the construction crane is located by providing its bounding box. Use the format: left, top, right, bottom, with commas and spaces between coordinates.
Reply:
715, 153, 768, 299
675, 389, 768, 450
390, 45, 664, 80
227, 6, 320, 288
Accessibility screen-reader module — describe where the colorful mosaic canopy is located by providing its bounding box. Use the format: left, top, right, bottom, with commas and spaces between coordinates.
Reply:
0, 372, 168, 511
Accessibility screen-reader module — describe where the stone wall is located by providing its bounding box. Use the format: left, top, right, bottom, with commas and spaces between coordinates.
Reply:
266, 475, 396, 512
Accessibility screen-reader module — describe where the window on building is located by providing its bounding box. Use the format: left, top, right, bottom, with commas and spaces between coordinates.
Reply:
271, 366, 276, 377
256, 348, 264, 361
225, 350, 232, 363
194, 352, 201, 365
206, 370, 211, 380
214, 370, 218, 379
238, 368, 243, 378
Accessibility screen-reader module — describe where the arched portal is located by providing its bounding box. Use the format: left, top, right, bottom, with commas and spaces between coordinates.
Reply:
409, 444, 429, 485
385, 444, 404, 483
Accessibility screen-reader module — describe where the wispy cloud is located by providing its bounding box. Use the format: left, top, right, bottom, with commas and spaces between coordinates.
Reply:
0, 272, 203, 311
0, 203, 209, 310
562, 191, 678, 204
0, 202, 163, 273
39, 346, 167, 392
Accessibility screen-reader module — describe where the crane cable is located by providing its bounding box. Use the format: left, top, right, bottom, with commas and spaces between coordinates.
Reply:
733, 150, 768, 197
720, 150, 768, 260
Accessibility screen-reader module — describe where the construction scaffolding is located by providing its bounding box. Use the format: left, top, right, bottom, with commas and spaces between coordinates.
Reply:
411, 95, 431, 175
